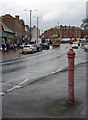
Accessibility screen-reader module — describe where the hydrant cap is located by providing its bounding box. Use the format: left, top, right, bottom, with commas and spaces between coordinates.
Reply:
67, 49, 75, 56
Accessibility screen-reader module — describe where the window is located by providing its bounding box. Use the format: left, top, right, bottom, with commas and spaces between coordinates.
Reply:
68, 31, 70, 33
63, 35, 66, 37
77, 31, 80, 33
76, 35, 80, 38
54, 31, 57, 34
72, 35, 74, 38
63, 30, 66, 33
72, 31, 74, 33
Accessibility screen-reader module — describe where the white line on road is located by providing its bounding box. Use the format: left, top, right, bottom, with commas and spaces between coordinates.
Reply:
6, 66, 67, 93
0, 92, 5, 96
4, 60, 86, 96
6, 79, 29, 92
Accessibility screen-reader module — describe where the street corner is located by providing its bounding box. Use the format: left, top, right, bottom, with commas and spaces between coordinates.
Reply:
43, 98, 81, 117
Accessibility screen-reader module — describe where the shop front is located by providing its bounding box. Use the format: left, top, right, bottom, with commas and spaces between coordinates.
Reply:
0, 32, 7, 44
7, 35, 14, 44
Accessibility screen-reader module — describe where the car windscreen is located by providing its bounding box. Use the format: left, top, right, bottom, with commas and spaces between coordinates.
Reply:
43, 43, 48, 45
24, 46, 30, 47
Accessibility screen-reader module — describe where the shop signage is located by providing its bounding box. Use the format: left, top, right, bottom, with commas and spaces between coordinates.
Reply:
0, 32, 7, 37
53, 34, 58, 37
8, 35, 13, 38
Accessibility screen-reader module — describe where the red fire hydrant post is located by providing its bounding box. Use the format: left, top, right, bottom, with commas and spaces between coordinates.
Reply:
67, 49, 75, 104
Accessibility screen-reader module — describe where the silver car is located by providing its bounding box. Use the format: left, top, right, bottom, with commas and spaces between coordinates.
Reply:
84, 43, 88, 50
22, 44, 35, 54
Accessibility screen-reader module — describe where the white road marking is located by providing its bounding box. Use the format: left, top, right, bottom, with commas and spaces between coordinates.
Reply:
56, 66, 67, 73
18, 79, 29, 86
6, 66, 66, 93
0, 92, 5, 96
5, 60, 86, 94
6, 79, 29, 92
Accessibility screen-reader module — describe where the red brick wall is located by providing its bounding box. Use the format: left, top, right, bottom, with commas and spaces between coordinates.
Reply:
41, 25, 82, 39
2, 14, 25, 37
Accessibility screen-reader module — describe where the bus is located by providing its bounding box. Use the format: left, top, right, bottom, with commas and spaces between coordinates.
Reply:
52, 39, 60, 46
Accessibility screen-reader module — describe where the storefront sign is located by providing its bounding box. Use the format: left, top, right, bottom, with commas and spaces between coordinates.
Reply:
0, 32, 7, 37
8, 35, 13, 38
53, 34, 58, 37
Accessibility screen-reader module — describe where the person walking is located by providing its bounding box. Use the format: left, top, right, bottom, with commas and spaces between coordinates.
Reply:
6, 43, 9, 52
2, 43, 5, 52
13, 43, 17, 52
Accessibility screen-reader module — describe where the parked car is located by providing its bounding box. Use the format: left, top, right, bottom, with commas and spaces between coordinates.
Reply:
76, 41, 80, 46
36, 44, 43, 52
42, 43, 49, 50
32, 44, 38, 52
84, 43, 88, 50
72, 42, 78, 49
22, 44, 36, 54
19, 44, 25, 49
69, 39, 75, 44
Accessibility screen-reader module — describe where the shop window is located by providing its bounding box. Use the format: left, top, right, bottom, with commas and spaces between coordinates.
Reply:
68, 31, 70, 33
72, 31, 74, 33
63, 30, 66, 33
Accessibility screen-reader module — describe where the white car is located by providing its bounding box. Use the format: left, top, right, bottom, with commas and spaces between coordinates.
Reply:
84, 44, 88, 50
22, 44, 36, 54
72, 42, 78, 49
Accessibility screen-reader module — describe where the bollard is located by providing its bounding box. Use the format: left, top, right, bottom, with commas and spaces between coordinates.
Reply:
67, 49, 75, 104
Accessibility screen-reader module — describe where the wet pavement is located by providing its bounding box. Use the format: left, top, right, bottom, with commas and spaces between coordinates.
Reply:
0, 44, 87, 119
1, 44, 86, 93
0, 49, 21, 62
2, 62, 87, 118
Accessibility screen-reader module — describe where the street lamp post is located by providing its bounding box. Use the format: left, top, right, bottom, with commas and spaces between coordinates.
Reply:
33, 16, 42, 44
24, 9, 37, 43
37, 17, 38, 44
30, 10, 32, 42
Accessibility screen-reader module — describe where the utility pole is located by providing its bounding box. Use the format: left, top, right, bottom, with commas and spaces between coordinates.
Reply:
30, 10, 32, 42
24, 9, 38, 43
33, 16, 42, 44
37, 17, 38, 44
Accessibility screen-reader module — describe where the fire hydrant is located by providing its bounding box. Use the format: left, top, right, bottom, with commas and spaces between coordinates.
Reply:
67, 49, 75, 104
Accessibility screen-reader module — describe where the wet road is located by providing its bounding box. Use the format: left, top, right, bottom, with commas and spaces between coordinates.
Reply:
1, 44, 86, 93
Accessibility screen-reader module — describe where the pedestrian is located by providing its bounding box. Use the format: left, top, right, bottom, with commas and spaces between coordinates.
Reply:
2, 43, 5, 52
13, 43, 17, 52
6, 43, 9, 52
11, 44, 14, 50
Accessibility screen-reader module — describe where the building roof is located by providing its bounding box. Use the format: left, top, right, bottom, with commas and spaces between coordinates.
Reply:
56, 25, 80, 30
82, 17, 88, 22
0, 22, 14, 33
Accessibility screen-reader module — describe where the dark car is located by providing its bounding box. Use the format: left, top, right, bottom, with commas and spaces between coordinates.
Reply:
36, 44, 43, 52
42, 43, 49, 50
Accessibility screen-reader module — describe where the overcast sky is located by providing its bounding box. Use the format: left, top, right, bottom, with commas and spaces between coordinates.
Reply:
0, 0, 88, 34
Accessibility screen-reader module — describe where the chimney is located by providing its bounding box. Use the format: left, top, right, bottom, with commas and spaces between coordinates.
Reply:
65, 25, 66, 29
72, 26, 74, 29
15, 15, 19, 20
60, 25, 62, 29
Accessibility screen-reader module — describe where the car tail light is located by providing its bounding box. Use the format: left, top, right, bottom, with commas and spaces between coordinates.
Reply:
30, 47, 32, 49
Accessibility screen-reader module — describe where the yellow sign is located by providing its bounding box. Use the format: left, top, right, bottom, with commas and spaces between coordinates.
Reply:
76, 38, 80, 41
53, 34, 58, 37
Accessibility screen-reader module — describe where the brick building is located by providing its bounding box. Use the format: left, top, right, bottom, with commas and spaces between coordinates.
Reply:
31, 26, 40, 44
1, 14, 25, 44
41, 25, 82, 40
0, 21, 14, 45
